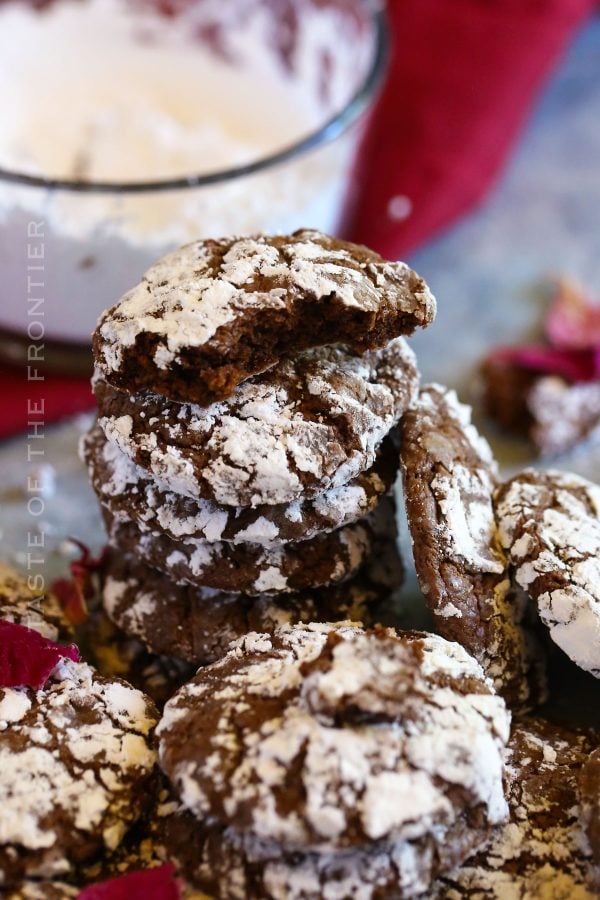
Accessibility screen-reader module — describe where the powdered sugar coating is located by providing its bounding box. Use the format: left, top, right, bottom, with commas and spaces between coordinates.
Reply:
94, 338, 418, 507
496, 469, 600, 678
82, 422, 397, 547
159, 802, 495, 900
528, 376, 600, 457
101, 500, 389, 595
0, 563, 71, 642
0, 659, 158, 886
400, 384, 546, 708
93, 230, 435, 404
158, 623, 510, 857
434, 718, 598, 898
100, 543, 402, 665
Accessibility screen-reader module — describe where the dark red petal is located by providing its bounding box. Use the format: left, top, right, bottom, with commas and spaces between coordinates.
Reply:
487, 345, 599, 383
0, 620, 80, 689
50, 577, 88, 626
545, 278, 600, 350
51, 541, 109, 626
77, 863, 181, 900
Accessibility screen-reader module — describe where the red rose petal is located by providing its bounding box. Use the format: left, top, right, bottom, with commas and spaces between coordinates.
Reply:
487, 345, 600, 383
545, 278, 600, 350
77, 863, 181, 900
0, 620, 80, 689
50, 541, 109, 625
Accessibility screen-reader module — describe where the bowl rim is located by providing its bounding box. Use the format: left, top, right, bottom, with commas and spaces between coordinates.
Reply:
0, 2, 388, 195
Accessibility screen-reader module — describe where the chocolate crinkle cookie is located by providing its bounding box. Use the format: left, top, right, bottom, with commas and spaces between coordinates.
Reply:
94, 337, 418, 507
157, 622, 510, 898
400, 383, 546, 709
0, 563, 72, 642
496, 469, 600, 678
433, 717, 599, 898
100, 541, 403, 666
80, 602, 196, 710
0, 657, 158, 886
482, 354, 600, 458
580, 747, 600, 865
82, 422, 398, 547
93, 229, 436, 405
100, 497, 393, 596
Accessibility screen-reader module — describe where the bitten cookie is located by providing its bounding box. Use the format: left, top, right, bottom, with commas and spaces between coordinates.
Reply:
158, 623, 510, 865
0, 658, 158, 886
400, 384, 546, 708
101, 500, 392, 595
101, 542, 403, 665
93, 229, 436, 405
580, 747, 600, 864
434, 718, 599, 898
95, 338, 418, 507
496, 469, 600, 677
82, 423, 398, 547
0, 563, 71, 642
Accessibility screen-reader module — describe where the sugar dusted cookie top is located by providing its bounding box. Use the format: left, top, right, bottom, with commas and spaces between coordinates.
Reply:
95, 338, 418, 507
434, 717, 599, 898
93, 229, 436, 405
496, 468, 600, 678
0, 658, 158, 886
158, 622, 510, 854
82, 422, 398, 547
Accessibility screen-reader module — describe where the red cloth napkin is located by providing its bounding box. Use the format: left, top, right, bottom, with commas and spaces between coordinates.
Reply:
1, 0, 594, 438
348, 0, 596, 257
0, 364, 93, 441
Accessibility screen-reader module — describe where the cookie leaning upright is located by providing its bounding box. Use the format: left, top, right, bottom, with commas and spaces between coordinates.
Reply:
92, 229, 436, 405
399, 383, 546, 709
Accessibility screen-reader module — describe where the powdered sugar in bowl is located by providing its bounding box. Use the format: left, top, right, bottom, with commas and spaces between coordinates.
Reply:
0, 0, 387, 368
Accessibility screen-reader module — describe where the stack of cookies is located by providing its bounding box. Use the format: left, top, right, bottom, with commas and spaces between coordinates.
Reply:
83, 229, 436, 673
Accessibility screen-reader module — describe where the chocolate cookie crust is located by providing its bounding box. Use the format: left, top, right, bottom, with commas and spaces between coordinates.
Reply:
101, 545, 403, 665
101, 500, 390, 595
93, 230, 436, 405
95, 338, 418, 507
496, 469, 600, 678
0, 659, 158, 886
580, 747, 600, 864
400, 384, 545, 708
158, 623, 510, 855
159, 802, 495, 900
82, 422, 398, 547
0, 563, 71, 642
434, 718, 599, 898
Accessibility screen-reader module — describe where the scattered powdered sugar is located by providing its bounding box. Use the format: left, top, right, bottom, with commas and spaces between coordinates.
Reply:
0, 659, 157, 883
496, 469, 600, 677
158, 623, 510, 861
